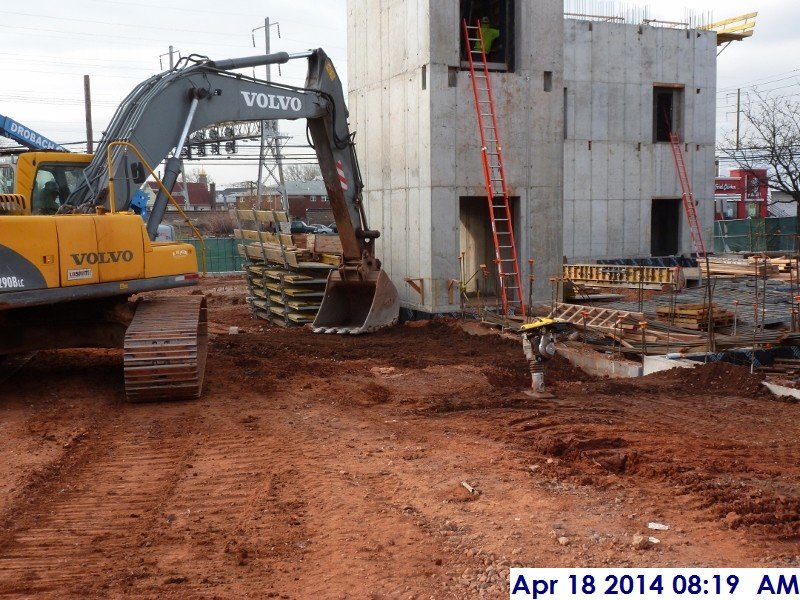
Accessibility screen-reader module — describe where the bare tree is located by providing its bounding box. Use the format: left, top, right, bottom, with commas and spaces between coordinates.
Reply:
721, 90, 800, 248
283, 163, 321, 181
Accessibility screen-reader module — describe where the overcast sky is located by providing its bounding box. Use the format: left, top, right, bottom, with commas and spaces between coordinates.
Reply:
1, 1, 797, 185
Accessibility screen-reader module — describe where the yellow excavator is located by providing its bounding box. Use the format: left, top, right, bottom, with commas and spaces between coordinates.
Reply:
0, 49, 400, 401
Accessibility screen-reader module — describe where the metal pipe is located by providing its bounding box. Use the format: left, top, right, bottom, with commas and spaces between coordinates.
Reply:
206, 50, 311, 71
146, 96, 199, 239
174, 96, 200, 159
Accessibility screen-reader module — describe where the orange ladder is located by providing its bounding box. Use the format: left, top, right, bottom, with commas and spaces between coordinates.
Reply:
462, 19, 525, 317
668, 132, 707, 257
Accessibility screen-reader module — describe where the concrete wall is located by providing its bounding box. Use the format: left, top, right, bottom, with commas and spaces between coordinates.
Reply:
347, 0, 433, 310
347, 4, 717, 313
563, 20, 717, 261
348, 0, 564, 313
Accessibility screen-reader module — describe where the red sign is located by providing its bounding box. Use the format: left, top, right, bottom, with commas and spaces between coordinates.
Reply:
714, 169, 768, 219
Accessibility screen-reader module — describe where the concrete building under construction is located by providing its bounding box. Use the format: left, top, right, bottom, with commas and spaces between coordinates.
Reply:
347, 0, 717, 314
562, 17, 716, 261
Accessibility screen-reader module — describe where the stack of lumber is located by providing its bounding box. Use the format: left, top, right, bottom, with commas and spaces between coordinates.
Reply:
702, 256, 772, 277
748, 255, 799, 282
701, 256, 784, 279
234, 208, 340, 326
757, 358, 800, 377
655, 303, 735, 330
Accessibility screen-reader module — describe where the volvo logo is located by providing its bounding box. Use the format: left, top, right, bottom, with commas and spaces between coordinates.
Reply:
240, 91, 302, 112
71, 250, 134, 266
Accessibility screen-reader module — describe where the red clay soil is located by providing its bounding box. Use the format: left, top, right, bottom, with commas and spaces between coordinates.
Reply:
0, 276, 798, 599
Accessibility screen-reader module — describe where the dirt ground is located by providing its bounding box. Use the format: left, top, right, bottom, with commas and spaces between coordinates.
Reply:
0, 276, 798, 599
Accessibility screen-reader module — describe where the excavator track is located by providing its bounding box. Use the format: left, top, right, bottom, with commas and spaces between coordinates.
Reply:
123, 296, 208, 402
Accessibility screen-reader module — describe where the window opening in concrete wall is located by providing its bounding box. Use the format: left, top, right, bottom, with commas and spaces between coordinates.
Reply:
459, 195, 519, 298
543, 71, 553, 92
653, 86, 683, 142
650, 198, 681, 255
460, 0, 515, 72
422, 65, 427, 90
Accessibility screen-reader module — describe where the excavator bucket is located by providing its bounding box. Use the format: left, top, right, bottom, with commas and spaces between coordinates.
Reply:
312, 269, 400, 334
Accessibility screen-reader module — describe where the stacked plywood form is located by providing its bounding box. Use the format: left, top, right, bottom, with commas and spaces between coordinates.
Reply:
655, 303, 735, 330
234, 209, 342, 327
702, 255, 799, 281
563, 264, 681, 290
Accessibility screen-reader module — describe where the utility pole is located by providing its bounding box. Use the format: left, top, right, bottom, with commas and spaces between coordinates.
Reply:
83, 75, 93, 153
252, 18, 289, 212
159, 46, 178, 70
736, 88, 741, 151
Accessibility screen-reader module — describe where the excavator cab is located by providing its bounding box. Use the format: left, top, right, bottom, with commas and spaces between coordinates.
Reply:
313, 269, 400, 334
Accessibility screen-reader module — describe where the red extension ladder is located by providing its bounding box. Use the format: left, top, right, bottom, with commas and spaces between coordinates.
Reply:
462, 19, 526, 317
668, 132, 707, 257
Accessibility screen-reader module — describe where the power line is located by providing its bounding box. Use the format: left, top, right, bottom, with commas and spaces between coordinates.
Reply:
717, 69, 800, 94
0, 51, 151, 67
72, 0, 347, 37
0, 23, 261, 51
0, 9, 265, 38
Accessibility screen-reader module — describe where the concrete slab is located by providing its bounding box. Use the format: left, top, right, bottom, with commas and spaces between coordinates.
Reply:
642, 355, 698, 375
558, 344, 642, 378
762, 381, 800, 400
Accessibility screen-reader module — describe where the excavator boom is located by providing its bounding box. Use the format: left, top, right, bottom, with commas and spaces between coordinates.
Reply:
63, 48, 398, 334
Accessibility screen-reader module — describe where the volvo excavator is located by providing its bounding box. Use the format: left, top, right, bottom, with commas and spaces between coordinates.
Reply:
0, 48, 400, 401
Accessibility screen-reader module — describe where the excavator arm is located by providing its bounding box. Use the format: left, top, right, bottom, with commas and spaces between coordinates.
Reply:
64, 49, 398, 333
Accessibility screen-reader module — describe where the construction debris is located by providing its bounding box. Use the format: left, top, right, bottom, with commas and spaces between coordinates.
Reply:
551, 302, 707, 354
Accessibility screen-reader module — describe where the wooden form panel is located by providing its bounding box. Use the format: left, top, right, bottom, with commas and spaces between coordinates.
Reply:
564, 264, 680, 289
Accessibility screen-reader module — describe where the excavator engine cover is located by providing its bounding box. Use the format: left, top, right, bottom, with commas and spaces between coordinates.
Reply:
313, 269, 399, 335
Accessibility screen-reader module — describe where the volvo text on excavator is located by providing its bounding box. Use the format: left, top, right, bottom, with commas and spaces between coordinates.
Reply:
0, 48, 400, 401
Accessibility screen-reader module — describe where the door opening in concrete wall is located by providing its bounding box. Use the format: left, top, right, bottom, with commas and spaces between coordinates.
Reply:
460, 0, 515, 72
653, 86, 683, 142
650, 198, 681, 256
459, 196, 519, 299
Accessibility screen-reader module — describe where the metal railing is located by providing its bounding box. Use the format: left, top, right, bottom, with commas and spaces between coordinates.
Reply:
105, 140, 207, 273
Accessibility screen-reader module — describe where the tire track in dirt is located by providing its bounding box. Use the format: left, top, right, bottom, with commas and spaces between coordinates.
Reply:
103, 406, 312, 597
3, 300, 800, 598
0, 405, 200, 598
91, 385, 462, 598
0, 350, 122, 520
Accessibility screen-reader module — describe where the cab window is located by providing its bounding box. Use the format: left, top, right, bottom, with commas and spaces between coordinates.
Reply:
0, 165, 13, 194
31, 164, 85, 215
